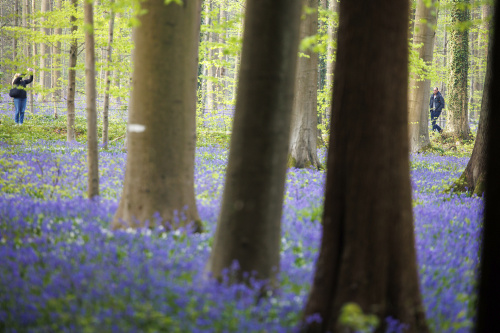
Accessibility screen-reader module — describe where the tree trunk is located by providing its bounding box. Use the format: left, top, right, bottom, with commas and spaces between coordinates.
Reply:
324, 0, 339, 129
52, 0, 62, 105
445, 0, 471, 139
102, 1, 115, 149
300, 1, 429, 332
206, 0, 302, 286
408, 0, 438, 152
288, 0, 322, 170
30, 0, 35, 110
22, 0, 28, 62
206, 1, 218, 114
476, 1, 500, 329
84, 0, 99, 199
13, 0, 18, 64
453, 9, 495, 196
113, 0, 202, 232
39, 0, 49, 100
67, 0, 78, 142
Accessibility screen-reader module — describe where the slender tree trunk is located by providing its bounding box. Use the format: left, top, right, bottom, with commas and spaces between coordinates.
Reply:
30, 0, 35, 110
231, 5, 244, 104
476, 1, 500, 329
113, 0, 202, 232
13, 0, 18, 64
39, 0, 49, 101
300, 1, 429, 332
445, 0, 471, 139
324, 0, 339, 130
289, 0, 322, 170
207, 0, 302, 286
52, 0, 62, 105
84, 0, 99, 199
102, 1, 115, 149
206, 1, 218, 114
22, 0, 28, 62
67, 0, 78, 142
408, 0, 438, 152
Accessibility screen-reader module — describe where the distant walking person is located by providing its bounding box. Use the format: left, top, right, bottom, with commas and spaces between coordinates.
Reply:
11, 68, 34, 125
429, 86, 445, 133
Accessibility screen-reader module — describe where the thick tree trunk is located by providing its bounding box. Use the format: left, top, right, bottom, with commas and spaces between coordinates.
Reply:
102, 2, 115, 149
300, 1, 429, 332
207, 0, 302, 286
453, 25, 494, 196
289, 0, 322, 170
445, 0, 471, 139
84, 0, 99, 199
408, 0, 438, 152
476, 1, 500, 329
113, 0, 202, 232
67, 0, 78, 142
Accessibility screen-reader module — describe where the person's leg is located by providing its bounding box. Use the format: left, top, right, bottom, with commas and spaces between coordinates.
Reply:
434, 110, 442, 132
430, 111, 437, 131
19, 98, 27, 124
14, 98, 21, 124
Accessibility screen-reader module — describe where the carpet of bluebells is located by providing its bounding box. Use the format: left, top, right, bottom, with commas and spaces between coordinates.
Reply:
0, 101, 482, 332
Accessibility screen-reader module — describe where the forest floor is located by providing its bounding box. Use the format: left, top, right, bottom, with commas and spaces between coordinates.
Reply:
0, 107, 480, 332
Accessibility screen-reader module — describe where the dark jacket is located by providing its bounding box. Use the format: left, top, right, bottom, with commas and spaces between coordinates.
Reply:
12, 75, 33, 99
429, 91, 445, 113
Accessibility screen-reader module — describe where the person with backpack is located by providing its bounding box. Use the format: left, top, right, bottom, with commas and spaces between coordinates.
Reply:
11, 68, 34, 125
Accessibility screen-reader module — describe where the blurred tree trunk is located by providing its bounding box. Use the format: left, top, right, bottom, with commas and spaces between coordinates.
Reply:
300, 0, 429, 332
67, 0, 78, 142
289, 0, 322, 170
476, 1, 500, 329
113, 0, 202, 232
207, 0, 302, 286
453, 7, 495, 196
22, 0, 28, 63
84, 0, 99, 199
102, 0, 115, 149
445, 0, 471, 139
408, 0, 438, 152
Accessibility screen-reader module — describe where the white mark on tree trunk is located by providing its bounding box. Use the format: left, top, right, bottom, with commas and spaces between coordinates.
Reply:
128, 124, 146, 133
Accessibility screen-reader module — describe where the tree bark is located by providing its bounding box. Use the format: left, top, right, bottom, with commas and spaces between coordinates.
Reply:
324, 0, 339, 129
84, 0, 99, 199
300, 1, 429, 332
207, 0, 302, 286
67, 0, 78, 142
39, 0, 49, 100
476, 1, 500, 329
13, 0, 18, 64
52, 0, 62, 104
30, 0, 35, 110
445, 0, 471, 139
453, 24, 494, 196
113, 0, 202, 232
102, 1, 115, 149
289, 0, 322, 170
408, 0, 438, 152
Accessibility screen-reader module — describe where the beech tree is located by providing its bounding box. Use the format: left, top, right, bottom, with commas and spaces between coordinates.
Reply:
453, 25, 494, 196
84, 0, 99, 199
408, 0, 438, 153
445, 0, 471, 139
102, 0, 115, 149
476, 1, 499, 329
66, 0, 78, 142
207, 0, 302, 285
300, 0, 429, 332
113, 0, 203, 232
288, 0, 322, 170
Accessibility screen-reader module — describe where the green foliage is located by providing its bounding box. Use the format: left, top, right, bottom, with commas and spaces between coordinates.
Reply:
338, 303, 380, 333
